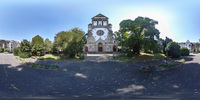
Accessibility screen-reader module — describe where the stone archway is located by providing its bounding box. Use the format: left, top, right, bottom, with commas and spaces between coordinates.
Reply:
98, 43, 103, 52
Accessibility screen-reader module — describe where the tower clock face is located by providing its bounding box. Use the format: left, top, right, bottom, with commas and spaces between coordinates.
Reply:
92, 28, 108, 41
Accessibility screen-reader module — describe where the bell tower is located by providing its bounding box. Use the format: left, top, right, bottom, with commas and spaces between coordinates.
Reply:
85, 14, 117, 52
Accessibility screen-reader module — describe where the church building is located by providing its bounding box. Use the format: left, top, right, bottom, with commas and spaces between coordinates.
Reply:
85, 14, 118, 52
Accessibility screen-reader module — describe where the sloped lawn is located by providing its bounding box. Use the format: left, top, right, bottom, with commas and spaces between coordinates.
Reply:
117, 53, 166, 61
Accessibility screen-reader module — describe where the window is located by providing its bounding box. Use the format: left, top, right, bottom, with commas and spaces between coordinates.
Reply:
96, 30, 104, 36
98, 21, 102, 26
93, 21, 97, 26
103, 21, 107, 26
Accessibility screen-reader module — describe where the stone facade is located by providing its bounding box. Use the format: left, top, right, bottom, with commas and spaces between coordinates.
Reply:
85, 14, 117, 52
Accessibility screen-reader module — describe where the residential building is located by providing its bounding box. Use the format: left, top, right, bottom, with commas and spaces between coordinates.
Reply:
178, 40, 200, 52
0, 39, 21, 52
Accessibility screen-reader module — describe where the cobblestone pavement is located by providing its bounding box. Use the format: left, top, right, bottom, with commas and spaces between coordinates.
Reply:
0, 53, 200, 100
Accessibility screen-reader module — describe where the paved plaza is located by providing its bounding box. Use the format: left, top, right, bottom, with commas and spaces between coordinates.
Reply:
0, 53, 200, 99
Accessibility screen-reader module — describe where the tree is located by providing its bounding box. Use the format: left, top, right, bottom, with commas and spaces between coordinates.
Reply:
13, 47, 19, 56
153, 38, 164, 53
0, 47, 3, 52
115, 29, 130, 52
64, 28, 86, 58
167, 42, 180, 58
19, 39, 31, 58
44, 38, 53, 54
119, 16, 160, 54
53, 27, 86, 58
53, 31, 73, 52
31, 35, 44, 56
162, 37, 172, 54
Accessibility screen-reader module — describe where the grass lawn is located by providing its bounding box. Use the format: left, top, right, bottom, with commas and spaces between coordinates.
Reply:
117, 53, 166, 61
40, 54, 83, 61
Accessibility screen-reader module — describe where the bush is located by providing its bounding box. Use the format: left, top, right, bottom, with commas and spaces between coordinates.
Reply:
4, 48, 9, 52
13, 47, 19, 56
167, 42, 180, 58
19, 39, 32, 57
18, 51, 31, 58
180, 47, 189, 56
79, 55, 84, 60
0, 47, 4, 52
199, 47, 200, 53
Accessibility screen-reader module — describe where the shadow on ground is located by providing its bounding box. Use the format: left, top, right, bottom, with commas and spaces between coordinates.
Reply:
0, 61, 200, 100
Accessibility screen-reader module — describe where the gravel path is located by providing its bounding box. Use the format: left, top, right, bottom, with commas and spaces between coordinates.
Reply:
0, 53, 200, 99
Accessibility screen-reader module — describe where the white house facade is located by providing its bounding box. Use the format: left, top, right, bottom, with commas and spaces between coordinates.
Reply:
179, 40, 200, 52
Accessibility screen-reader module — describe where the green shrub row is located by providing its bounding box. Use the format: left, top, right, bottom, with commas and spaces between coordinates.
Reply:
166, 42, 190, 58
18, 51, 31, 58
26, 62, 59, 69
180, 47, 189, 56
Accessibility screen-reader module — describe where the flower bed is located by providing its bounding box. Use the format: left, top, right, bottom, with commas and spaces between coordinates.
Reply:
141, 58, 185, 72
25, 62, 59, 70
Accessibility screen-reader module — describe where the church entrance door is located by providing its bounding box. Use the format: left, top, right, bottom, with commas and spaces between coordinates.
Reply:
98, 43, 103, 52
85, 46, 88, 52
113, 45, 116, 52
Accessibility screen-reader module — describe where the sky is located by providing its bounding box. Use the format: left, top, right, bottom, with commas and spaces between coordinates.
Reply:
0, 0, 200, 42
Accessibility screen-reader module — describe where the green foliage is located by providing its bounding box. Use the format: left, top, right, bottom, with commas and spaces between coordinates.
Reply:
119, 16, 160, 55
19, 39, 31, 52
180, 47, 189, 56
19, 39, 32, 58
192, 48, 196, 52
44, 38, 53, 54
31, 35, 44, 56
167, 42, 180, 58
25, 62, 59, 69
13, 47, 19, 56
199, 47, 200, 53
18, 51, 31, 58
53, 31, 73, 52
0, 47, 4, 52
64, 28, 86, 58
54, 27, 86, 58
4, 48, 9, 52
117, 53, 165, 61
162, 37, 173, 54
115, 30, 130, 52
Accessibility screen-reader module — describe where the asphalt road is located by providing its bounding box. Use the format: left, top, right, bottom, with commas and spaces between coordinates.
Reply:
0, 53, 200, 100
